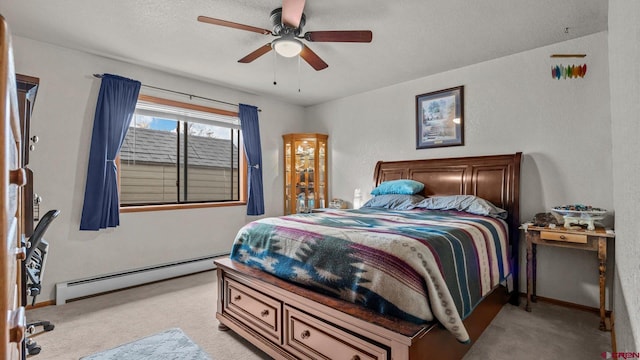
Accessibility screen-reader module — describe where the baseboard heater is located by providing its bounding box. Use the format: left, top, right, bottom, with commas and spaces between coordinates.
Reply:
55, 253, 227, 305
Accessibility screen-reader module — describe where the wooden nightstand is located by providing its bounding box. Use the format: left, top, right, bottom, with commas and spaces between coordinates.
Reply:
522, 224, 614, 331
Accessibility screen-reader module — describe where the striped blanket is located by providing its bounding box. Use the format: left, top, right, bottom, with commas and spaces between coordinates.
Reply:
230, 207, 510, 343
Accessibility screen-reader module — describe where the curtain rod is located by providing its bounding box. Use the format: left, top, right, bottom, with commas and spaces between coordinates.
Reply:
92, 74, 261, 112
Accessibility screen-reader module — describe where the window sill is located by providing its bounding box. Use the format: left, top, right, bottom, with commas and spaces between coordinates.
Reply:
120, 201, 247, 213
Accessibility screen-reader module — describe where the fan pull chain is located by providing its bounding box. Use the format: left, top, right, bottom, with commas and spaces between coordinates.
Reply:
273, 51, 277, 85
297, 55, 301, 93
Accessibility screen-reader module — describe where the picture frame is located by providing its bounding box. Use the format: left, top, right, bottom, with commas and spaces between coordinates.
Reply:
415, 86, 464, 149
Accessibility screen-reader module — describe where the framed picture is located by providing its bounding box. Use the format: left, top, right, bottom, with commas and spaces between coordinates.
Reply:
415, 86, 464, 149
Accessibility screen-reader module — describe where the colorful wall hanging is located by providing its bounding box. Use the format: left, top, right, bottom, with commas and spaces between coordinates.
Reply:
551, 64, 587, 79
550, 54, 587, 80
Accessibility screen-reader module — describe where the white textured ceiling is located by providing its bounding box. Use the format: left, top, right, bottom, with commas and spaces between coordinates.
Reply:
0, 0, 607, 106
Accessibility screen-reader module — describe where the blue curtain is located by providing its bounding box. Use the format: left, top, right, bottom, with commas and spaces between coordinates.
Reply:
239, 104, 265, 215
80, 74, 141, 230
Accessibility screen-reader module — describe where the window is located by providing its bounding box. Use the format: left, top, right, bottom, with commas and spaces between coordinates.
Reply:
119, 95, 244, 208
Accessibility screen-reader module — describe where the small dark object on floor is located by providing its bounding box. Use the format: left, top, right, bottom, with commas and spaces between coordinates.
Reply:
26, 338, 41, 356
532, 212, 558, 227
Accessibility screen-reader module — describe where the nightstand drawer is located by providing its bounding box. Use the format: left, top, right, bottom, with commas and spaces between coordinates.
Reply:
540, 231, 587, 244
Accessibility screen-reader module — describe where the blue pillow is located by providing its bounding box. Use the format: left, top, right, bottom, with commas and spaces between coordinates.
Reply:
371, 180, 425, 196
415, 195, 507, 219
362, 194, 425, 210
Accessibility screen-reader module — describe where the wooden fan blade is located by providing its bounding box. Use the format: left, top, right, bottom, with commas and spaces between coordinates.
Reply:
238, 43, 273, 63
304, 30, 372, 43
198, 15, 272, 35
300, 45, 328, 71
282, 0, 306, 28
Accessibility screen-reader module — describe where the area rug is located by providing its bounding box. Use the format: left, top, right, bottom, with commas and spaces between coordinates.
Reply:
80, 328, 212, 360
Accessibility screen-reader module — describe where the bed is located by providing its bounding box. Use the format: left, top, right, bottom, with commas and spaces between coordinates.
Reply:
215, 152, 522, 360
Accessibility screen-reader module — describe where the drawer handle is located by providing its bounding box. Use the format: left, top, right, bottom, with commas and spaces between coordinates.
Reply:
233, 295, 241, 301
261, 309, 269, 317
9, 168, 27, 186
9, 307, 25, 343
559, 235, 566, 240
15, 247, 26, 261
301, 330, 311, 339
351, 356, 361, 360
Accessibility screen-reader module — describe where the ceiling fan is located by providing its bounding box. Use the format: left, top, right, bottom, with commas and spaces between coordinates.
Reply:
197, 0, 373, 71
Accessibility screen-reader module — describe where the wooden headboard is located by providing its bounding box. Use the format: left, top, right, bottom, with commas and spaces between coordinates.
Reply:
373, 152, 522, 302
373, 152, 521, 227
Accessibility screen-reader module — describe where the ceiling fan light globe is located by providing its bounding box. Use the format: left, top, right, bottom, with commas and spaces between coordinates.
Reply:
273, 38, 303, 57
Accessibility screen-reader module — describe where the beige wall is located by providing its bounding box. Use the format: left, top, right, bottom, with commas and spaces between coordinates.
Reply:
13, 36, 305, 302
609, 0, 640, 351
306, 32, 614, 309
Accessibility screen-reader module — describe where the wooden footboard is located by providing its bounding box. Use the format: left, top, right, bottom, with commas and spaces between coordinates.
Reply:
215, 258, 509, 360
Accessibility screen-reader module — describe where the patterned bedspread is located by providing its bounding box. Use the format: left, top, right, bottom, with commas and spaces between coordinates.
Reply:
230, 207, 510, 343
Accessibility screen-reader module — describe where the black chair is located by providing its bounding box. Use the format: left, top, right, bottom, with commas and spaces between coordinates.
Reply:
24, 209, 59, 356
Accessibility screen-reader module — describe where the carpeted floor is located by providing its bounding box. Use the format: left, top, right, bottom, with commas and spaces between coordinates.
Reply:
26, 270, 611, 360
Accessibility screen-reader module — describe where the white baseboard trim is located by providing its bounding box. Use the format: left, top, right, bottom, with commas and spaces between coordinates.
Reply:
55, 254, 226, 305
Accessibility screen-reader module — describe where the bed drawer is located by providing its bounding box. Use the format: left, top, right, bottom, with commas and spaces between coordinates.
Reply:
540, 231, 587, 244
283, 305, 388, 360
224, 278, 282, 344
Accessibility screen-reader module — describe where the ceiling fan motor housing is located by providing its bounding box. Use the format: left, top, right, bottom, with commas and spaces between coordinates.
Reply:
270, 7, 305, 36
